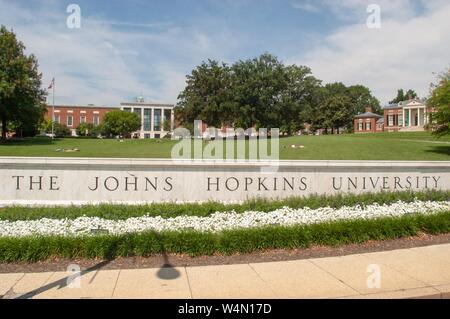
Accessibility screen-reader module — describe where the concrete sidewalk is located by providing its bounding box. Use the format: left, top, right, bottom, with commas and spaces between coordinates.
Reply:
1, 244, 449, 299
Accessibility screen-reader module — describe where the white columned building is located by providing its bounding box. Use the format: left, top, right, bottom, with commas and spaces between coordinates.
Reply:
120, 100, 175, 139
399, 99, 428, 130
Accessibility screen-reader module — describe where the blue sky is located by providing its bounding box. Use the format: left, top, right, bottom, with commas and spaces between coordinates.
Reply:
1, 0, 449, 106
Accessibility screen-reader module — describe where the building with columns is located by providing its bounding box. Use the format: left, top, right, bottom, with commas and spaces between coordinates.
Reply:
383, 98, 430, 132
354, 98, 431, 133
44, 98, 175, 138
120, 100, 175, 139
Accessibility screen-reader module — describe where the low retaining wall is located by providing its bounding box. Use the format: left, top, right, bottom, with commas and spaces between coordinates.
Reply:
0, 157, 449, 205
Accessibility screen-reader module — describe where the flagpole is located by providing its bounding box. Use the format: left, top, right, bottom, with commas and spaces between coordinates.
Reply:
51, 79, 55, 140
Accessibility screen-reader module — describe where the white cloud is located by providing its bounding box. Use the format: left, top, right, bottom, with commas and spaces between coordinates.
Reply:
288, 0, 450, 104
2, 0, 448, 108
290, 1, 321, 13
0, 0, 231, 106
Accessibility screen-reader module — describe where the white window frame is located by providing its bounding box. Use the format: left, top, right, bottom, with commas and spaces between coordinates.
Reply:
358, 121, 363, 131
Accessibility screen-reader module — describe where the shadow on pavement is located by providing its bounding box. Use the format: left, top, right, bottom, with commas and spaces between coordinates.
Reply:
155, 233, 181, 280
14, 260, 112, 299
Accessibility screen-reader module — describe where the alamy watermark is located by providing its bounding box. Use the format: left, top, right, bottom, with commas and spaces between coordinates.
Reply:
367, 4, 381, 29
366, 264, 381, 289
171, 120, 280, 173
66, 4, 81, 29
66, 263, 81, 288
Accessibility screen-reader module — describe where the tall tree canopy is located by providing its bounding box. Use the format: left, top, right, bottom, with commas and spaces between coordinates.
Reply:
176, 60, 236, 132
176, 53, 322, 134
0, 26, 46, 139
389, 88, 418, 104
176, 53, 380, 134
429, 69, 450, 137
301, 83, 380, 133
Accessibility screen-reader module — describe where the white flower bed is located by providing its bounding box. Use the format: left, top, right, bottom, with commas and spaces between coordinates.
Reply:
0, 200, 449, 238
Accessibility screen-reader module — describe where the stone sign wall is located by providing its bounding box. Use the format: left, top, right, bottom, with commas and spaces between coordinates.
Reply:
0, 157, 449, 205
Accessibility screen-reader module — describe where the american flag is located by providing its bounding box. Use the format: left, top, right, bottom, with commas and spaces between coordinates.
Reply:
48, 78, 55, 90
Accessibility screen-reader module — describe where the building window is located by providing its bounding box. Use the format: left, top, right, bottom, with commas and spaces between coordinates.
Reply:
144, 133, 151, 139
398, 114, 403, 126
67, 115, 73, 127
54, 114, 60, 123
164, 109, 171, 130
388, 115, 394, 126
123, 108, 131, 112
144, 109, 151, 131
93, 115, 99, 126
154, 109, 161, 131
358, 122, 363, 131
80, 115, 86, 124
134, 108, 141, 120
154, 134, 160, 139
366, 122, 371, 130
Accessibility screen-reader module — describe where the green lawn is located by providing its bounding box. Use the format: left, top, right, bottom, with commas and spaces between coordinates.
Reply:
0, 132, 449, 160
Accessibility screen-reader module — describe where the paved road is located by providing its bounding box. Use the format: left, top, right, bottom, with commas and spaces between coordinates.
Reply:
1, 244, 449, 299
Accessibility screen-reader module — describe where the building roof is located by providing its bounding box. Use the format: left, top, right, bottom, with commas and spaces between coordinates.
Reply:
354, 112, 383, 119
383, 98, 427, 110
121, 102, 174, 108
383, 104, 401, 110
377, 118, 384, 124
46, 104, 118, 109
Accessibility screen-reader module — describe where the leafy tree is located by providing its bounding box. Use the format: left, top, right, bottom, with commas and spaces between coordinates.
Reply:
41, 119, 71, 137
162, 119, 171, 132
90, 123, 104, 137
429, 69, 450, 137
102, 110, 140, 138
276, 64, 321, 135
307, 83, 378, 133
77, 122, 94, 137
389, 88, 418, 104
176, 53, 321, 135
231, 53, 288, 129
0, 26, 46, 140
176, 60, 236, 129
347, 84, 381, 115
317, 89, 353, 134
175, 53, 379, 135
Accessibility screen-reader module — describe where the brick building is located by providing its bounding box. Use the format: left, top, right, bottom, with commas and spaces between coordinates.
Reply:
45, 105, 114, 136
383, 98, 430, 132
354, 107, 383, 133
354, 98, 431, 133
45, 99, 176, 138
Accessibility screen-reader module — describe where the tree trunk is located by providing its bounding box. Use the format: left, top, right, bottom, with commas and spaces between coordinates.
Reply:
1, 118, 7, 141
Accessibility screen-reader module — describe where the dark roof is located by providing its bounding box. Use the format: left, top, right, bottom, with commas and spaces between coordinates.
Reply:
47, 104, 117, 109
121, 102, 174, 107
354, 112, 383, 119
383, 104, 401, 110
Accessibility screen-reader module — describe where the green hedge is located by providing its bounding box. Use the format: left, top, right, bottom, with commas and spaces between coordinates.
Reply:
1, 190, 449, 221
1, 210, 449, 262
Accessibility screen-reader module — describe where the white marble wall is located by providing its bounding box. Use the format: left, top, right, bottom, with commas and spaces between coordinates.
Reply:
0, 157, 449, 205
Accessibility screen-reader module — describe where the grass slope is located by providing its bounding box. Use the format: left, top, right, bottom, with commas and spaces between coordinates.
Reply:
0, 132, 449, 160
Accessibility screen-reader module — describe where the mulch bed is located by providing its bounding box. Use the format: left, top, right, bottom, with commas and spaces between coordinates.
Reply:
1, 232, 449, 273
